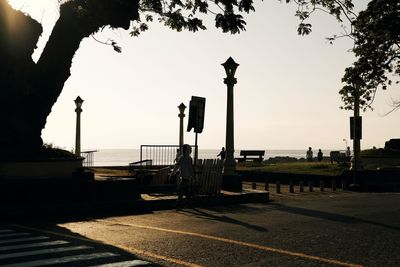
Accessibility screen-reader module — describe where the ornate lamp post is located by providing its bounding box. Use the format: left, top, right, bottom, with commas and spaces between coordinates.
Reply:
74, 96, 84, 156
221, 57, 242, 191
178, 103, 186, 152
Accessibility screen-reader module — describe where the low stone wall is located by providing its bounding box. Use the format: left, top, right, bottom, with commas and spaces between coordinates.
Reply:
0, 158, 84, 180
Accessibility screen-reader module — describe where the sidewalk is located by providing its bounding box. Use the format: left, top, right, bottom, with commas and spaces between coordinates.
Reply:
0, 179, 269, 219
139, 189, 269, 210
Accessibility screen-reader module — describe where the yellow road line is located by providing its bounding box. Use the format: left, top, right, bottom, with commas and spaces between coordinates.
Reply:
97, 219, 364, 267
11, 224, 203, 267
115, 244, 203, 267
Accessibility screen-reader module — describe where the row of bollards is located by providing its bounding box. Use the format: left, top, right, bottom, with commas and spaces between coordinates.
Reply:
252, 180, 345, 193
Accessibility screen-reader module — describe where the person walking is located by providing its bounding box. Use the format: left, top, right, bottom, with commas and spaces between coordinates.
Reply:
217, 147, 226, 160
317, 149, 323, 162
306, 147, 313, 162
170, 144, 195, 206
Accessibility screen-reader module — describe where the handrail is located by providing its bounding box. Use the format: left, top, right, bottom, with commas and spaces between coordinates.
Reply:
81, 150, 98, 168
140, 145, 197, 166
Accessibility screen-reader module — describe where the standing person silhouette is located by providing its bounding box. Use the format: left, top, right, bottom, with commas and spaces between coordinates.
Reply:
306, 147, 313, 162
317, 149, 323, 162
170, 144, 194, 206
345, 146, 352, 162
217, 147, 226, 160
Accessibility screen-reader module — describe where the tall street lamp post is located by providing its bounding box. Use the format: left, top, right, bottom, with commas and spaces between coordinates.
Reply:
178, 103, 186, 152
350, 85, 362, 189
74, 96, 84, 156
221, 57, 242, 192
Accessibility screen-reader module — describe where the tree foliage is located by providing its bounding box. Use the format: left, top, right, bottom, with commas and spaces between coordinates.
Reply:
340, 0, 400, 111
0, 0, 358, 154
128, 0, 356, 37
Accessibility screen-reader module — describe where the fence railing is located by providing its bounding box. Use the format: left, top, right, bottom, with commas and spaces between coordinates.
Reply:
196, 159, 223, 195
140, 145, 197, 166
81, 150, 97, 168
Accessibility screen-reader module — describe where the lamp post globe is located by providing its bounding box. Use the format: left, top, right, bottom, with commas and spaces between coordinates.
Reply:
74, 96, 83, 110
222, 57, 239, 78
74, 96, 84, 156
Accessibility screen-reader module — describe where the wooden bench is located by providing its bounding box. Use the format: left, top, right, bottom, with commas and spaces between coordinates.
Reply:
238, 150, 265, 163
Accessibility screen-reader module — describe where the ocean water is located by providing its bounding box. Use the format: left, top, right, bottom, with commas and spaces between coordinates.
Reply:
89, 149, 335, 166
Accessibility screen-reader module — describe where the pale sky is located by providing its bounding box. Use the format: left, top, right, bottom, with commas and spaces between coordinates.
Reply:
8, 0, 400, 151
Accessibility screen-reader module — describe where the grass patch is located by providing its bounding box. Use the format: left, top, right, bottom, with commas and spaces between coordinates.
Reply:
236, 161, 347, 176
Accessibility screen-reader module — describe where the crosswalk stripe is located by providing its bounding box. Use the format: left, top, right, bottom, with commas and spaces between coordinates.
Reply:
0, 233, 30, 238
0, 236, 49, 245
0, 245, 92, 260
0, 252, 119, 267
0, 240, 69, 252
91, 260, 152, 267
0, 231, 13, 234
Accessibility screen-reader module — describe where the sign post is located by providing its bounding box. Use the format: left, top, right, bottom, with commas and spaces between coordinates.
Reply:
187, 96, 206, 164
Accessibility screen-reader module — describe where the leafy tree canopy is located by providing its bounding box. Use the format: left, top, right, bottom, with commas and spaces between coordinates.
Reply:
0, 0, 357, 153
129, 0, 355, 37
340, 0, 400, 111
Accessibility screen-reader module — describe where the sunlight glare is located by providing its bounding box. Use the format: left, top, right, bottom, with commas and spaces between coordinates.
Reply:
6, 0, 60, 22
5, 0, 61, 61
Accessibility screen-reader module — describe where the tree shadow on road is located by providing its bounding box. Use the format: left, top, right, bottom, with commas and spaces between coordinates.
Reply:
269, 202, 400, 232
177, 208, 268, 232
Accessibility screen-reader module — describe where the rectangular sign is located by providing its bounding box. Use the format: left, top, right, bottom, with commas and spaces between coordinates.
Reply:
187, 96, 206, 134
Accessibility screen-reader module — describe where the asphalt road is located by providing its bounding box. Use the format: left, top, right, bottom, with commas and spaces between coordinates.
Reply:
4, 190, 400, 267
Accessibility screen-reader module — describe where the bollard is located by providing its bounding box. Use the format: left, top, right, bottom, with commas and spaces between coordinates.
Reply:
299, 181, 304, 192
264, 181, 269, 191
276, 181, 281, 193
342, 179, 346, 190
252, 182, 257, 190
332, 180, 337, 191
320, 180, 325, 191
289, 181, 294, 193
308, 181, 313, 192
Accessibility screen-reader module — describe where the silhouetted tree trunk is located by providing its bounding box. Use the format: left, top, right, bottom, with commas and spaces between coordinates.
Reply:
0, 0, 138, 157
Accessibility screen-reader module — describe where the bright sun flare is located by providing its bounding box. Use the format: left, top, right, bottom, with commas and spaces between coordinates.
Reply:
7, 0, 60, 22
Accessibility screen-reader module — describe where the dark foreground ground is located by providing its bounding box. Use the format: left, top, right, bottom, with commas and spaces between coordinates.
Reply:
2, 189, 400, 267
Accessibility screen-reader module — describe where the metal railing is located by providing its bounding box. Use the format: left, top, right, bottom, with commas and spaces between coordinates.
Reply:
81, 150, 97, 168
140, 145, 196, 166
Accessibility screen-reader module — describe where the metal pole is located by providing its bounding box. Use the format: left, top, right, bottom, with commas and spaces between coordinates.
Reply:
178, 103, 186, 152
75, 108, 82, 156
224, 77, 236, 176
194, 132, 198, 164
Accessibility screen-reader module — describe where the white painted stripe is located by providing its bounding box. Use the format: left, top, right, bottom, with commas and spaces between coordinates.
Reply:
91, 260, 152, 267
0, 240, 68, 251
1, 252, 119, 267
0, 245, 92, 260
0, 236, 49, 245
0, 230, 13, 234
0, 233, 30, 238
